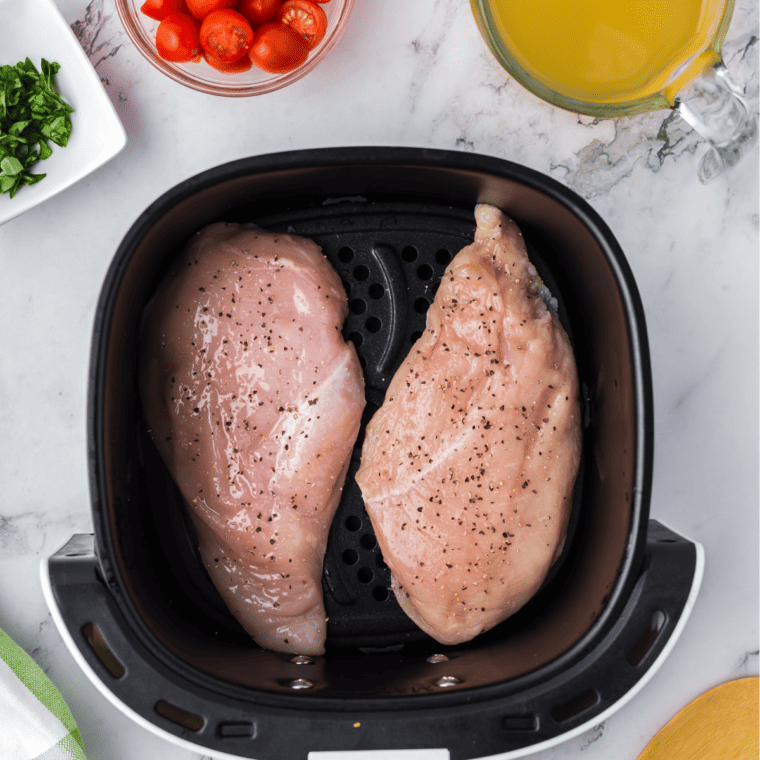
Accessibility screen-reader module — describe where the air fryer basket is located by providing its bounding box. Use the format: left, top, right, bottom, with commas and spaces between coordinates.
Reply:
45, 148, 700, 760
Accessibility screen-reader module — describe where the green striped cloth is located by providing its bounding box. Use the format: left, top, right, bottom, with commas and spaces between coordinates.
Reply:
0, 626, 87, 760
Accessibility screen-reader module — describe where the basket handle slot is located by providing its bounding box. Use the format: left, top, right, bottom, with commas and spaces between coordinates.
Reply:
551, 689, 600, 723
155, 699, 204, 732
627, 610, 667, 666
82, 623, 125, 679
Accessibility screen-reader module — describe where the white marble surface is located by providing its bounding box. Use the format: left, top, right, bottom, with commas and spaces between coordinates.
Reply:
0, 0, 758, 758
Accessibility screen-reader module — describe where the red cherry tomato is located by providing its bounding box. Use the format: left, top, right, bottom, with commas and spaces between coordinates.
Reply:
186, 0, 236, 21
156, 13, 201, 62
203, 51, 253, 72
200, 9, 254, 62
277, 0, 326, 51
249, 22, 309, 73
140, 0, 187, 21
239, 0, 282, 26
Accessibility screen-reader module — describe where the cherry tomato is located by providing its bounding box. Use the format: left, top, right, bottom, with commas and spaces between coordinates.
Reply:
249, 22, 309, 73
156, 13, 201, 62
186, 0, 236, 21
203, 51, 254, 72
200, 9, 254, 62
277, 0, 326, 51
239, 0, 282, 26
140, 0, 187, 21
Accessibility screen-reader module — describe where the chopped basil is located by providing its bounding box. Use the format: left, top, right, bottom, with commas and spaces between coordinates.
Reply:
0, 58, 74, 199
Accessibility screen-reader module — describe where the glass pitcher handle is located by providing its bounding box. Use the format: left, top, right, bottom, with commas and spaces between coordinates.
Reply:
675, 61, 758, 183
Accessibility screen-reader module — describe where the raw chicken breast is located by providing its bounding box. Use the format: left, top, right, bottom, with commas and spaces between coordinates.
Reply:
355, 205, 581, 646
140, 222, 365, 655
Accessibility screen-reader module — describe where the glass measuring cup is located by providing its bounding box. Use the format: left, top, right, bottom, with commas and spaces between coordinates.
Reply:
471, 0, 757, 182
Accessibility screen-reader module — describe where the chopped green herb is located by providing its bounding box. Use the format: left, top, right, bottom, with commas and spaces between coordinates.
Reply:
0, 58, 74, 199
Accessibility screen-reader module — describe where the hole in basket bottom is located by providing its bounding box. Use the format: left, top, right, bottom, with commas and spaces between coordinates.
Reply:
627, 610, 667, 666
373, 586, 390, 601
551, 689, 599, 723
402, 246, 418, 262
82, 623, 125, 679
414, 298, 430, 314
342, 548, 359, 565
155, 700, 205, 732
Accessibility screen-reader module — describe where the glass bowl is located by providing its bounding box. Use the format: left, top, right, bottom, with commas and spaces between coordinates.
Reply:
115, 0, 354, 96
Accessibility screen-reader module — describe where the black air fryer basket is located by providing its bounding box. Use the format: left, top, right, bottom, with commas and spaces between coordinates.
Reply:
44, 148, 702, 760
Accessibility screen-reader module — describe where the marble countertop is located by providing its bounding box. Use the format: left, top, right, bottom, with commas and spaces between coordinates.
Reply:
0, 1, 757, 759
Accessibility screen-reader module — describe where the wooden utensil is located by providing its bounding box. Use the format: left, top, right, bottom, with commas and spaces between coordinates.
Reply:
638, 676, 759, 760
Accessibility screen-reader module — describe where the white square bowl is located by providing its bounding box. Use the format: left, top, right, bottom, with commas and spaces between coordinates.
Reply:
0, 0, 127, 226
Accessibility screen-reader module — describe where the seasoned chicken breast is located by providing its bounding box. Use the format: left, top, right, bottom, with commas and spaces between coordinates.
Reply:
355, 205, 581, 646
140, 223, 365, 655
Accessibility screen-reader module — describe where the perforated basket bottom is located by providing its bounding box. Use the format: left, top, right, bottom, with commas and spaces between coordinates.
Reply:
155, 199, 581, 649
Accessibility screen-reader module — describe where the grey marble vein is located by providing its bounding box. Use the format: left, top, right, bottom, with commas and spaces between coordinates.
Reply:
0, 510, 87, 556
405, 0, 461, 117
71, 0, 123, 74
580, 723, 606, 751
735, 649, 760, 670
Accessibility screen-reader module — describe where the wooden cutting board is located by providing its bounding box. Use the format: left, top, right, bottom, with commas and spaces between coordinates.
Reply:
637, 677, 759, 760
